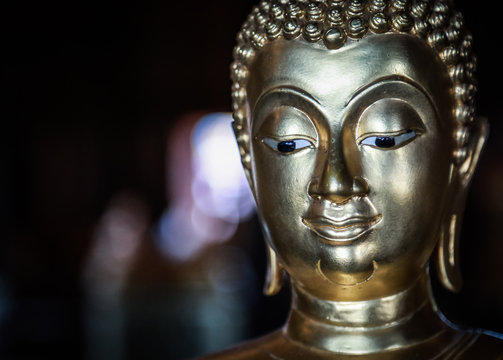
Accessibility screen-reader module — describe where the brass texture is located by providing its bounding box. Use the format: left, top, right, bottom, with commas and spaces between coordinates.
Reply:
204, 0, 503, 358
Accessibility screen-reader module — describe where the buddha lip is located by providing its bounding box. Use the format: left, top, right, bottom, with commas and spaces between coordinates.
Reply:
302, 215, 382, 244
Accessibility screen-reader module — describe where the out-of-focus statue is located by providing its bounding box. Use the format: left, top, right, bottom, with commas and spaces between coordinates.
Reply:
204, 0, 503, 358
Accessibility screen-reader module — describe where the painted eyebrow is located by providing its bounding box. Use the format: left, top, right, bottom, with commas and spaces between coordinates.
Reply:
345, 74, 435, 108
255, 85, 321, 109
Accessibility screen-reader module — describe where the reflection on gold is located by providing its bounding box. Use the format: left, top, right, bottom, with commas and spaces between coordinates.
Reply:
201, 0, 503, 358
316, 259, 377, 286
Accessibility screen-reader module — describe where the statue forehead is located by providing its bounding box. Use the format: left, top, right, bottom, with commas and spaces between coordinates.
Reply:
232, 0, 477, 171
247, 33, 452, 115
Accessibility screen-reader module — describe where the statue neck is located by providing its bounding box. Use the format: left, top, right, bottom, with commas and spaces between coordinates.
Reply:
286, 272, 449, 355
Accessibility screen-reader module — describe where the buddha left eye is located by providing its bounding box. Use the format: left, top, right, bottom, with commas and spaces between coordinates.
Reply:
263, 138, 314, 153
360, 130, 417, 149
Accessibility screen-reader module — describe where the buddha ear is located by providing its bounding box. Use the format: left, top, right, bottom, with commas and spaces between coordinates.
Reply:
232, 120, 256, 195
264, 244, 285, 296
233, 119, 285, 294
456, 117, 489, 186
436, 117, 489, 292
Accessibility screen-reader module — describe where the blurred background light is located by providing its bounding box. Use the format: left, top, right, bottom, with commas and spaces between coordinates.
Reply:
156, 112, 255, 263
83, 192, 150, 360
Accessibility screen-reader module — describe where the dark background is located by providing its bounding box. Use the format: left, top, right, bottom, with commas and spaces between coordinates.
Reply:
2, 1, 503, 359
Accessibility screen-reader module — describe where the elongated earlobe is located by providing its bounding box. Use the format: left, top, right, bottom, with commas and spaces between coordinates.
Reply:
436, 117, 489, 293
436, 213, 463, 292
264, 244, 285, 296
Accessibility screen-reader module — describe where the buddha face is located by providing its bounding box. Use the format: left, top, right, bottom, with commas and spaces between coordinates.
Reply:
246, 33, 459, 301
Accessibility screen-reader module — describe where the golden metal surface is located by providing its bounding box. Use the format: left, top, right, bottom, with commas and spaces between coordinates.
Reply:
201, 0, 503, 358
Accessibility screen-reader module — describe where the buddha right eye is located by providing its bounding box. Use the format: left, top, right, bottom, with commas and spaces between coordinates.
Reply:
263, 137, 314, 154
360, 129, 418, 150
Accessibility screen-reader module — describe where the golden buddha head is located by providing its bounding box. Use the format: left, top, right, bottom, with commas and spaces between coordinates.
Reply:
231, 0, 487, 301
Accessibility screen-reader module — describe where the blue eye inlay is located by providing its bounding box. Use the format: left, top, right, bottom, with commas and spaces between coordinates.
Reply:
375, 136, 395, 148
264, 138, 313, 153
360, 130, 416, 149
277, 141, 296, 153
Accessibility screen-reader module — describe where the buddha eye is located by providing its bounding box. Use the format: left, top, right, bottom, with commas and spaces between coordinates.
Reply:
263, 138, 314, 154
360, 130, 417, 150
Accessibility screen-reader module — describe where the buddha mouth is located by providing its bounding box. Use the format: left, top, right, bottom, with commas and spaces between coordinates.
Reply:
302, 215, 382, 245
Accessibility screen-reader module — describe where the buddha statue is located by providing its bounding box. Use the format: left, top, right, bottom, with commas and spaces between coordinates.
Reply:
202, 0, 503, 358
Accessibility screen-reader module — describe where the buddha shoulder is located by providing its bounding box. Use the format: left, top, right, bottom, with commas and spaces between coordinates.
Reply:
197, 330, 503, 360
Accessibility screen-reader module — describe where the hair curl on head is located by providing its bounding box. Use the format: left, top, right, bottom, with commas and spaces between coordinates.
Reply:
231, 0, 477, 171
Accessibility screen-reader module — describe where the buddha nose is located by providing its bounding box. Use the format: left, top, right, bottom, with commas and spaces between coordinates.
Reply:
308, 139, 369, 204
